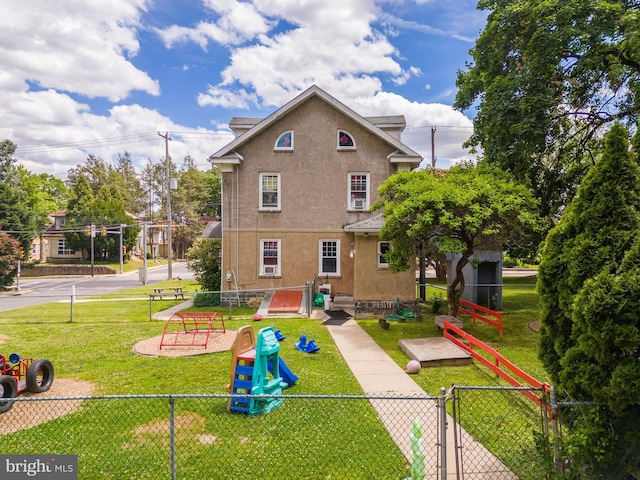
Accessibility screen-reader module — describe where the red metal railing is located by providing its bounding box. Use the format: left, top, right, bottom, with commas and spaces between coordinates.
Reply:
443, 320, 550, 409
458, 298, 503, 337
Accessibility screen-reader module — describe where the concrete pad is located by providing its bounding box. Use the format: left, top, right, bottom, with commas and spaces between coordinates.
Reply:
399, 337, 472, 367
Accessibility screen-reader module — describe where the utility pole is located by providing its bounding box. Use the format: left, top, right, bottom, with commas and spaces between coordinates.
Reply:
158, 131, 173, 280
431, 126, 437, 169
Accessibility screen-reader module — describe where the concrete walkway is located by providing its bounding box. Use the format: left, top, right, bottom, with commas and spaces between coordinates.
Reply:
325, 317, 515, 479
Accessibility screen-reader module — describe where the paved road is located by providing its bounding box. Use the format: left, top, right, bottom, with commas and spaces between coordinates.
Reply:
0, 262, 194, 312
420, 267, 538, 278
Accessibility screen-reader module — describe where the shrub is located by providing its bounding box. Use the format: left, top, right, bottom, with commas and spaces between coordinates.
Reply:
193, 292, 220, 307
429, 293, 444, 313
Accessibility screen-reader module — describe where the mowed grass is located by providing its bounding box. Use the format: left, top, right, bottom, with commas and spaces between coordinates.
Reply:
0, 281, 408, 479
360, 276, 546, 395
0, 275, 546, 479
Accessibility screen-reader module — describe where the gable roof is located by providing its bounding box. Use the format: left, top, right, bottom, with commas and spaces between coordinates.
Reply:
209, 85, 422, 165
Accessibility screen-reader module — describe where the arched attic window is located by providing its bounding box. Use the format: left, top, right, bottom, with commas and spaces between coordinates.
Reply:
337, 130, 356, 150
275, 131, 293, 150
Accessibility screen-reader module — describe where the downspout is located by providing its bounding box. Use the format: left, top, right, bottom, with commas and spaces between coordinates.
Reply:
236, 167, 240, 287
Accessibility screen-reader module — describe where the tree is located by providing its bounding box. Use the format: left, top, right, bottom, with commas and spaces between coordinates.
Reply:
92, 185, 134, 261
0, 139, 21, 187
0, 140, 38, 256
171, 156, 221, 258
140, 160, 165, 221
537, 123, 640, 384
115, 152, 147, 217
0, 232, 19, 287
19, 168, 68, 258
551, 243, 640, 478
375, 163, 540, 315
186, 238, 221, 293
455, 0, 640, 233
64, 174, 95, 258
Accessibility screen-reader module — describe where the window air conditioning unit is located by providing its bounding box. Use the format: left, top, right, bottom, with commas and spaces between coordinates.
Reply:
353, 198, 365, 209
263, 266, 277, 275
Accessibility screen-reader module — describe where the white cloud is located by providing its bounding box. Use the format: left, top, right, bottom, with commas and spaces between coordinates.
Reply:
189, 0, 419, 108
7, 89, 232, 179
157, 0, 273, 48
0, 0, 481, 179
351, 91, 477, 166
0, 0, 159, 102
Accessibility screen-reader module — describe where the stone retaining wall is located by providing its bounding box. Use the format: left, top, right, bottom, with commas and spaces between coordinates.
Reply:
21, 264, 117, 277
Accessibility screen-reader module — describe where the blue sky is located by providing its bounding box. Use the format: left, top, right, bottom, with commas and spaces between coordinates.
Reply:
1, 0, 487, 179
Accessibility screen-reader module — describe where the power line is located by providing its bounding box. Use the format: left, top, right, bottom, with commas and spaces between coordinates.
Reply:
14, 131, 232, 156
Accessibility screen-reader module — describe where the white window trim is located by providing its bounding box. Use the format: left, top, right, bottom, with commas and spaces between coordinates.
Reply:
57, 239, 75, 255
337, 130, 356, 150
259, 172, 281, 211
274, 130, 294, 151
377, 241, 390, 268
348, 172, 370, 211
260, 239, 281, 276
318, 239, 340, 276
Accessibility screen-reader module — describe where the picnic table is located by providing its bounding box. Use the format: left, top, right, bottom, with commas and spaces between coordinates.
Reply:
150, 286, 185, 300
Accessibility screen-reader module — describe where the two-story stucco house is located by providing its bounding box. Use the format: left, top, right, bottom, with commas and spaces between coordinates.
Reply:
208, 85, 422, 310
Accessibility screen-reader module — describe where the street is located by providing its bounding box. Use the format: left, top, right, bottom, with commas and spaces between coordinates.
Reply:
0, 262, 194, 312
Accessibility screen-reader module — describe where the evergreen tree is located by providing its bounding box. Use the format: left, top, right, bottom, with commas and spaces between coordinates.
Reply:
538, 123, 640, 384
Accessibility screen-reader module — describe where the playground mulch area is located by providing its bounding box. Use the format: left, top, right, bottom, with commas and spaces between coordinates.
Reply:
0, 379, 95, 434
133, 330, 237, 357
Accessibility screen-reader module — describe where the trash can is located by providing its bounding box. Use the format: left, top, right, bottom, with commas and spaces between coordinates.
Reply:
323, 294, 331, 311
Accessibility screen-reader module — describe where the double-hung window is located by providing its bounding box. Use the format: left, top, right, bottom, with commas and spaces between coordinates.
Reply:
319, 240, 340, 276
261, 239, 280, 276
349, 173, 369, 210
259, 173, 281, 210
378, 241, 390, 268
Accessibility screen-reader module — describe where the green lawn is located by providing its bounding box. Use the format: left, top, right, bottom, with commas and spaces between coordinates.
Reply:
360, 275, 545, 395
0, 275, 546, 479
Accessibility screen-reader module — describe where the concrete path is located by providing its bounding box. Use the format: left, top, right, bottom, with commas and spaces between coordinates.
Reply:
325, 317, 516, 479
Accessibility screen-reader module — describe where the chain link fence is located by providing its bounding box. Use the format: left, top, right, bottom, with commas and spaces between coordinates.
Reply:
1, 387, 607, 479
1, 393, 442, 480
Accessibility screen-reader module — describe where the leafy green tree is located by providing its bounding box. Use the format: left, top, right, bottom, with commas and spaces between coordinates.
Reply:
19, 168, 68, 257
65, 174, 95, 257
186, 238, 221, 292
375, 162, 540, 315
0, 140, 39, 256
92, 185, 134, 261
537, 123, 640, 384
171, 156, 221, 258
0, 232, 19, 287
455, 0, 640, 234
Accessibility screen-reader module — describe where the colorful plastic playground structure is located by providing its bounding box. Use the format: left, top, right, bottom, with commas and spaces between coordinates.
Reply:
227, 325, 298, 415
294, 335, 320, 353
